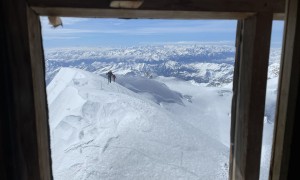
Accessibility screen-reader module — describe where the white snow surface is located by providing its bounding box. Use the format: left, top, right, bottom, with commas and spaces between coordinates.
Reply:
47, 68, 230, 180
47, 67, 276, 180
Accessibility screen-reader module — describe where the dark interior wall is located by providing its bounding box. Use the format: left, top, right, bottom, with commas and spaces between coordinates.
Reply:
0, 1, 14, 179
1, 1, 14, 180
287, 6, 300, 176
1, 0, 42, 179
287, 0, 300, 177
1, 2, 7, 179
287, 78, 299, 179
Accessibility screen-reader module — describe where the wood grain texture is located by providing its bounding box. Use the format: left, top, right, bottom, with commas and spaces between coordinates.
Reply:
29, 0, 285, 20
28, 0, 285, 13
27, 6, 53, 180
270, 0, 300, 179
2, 0, 40, 179
32, 7, 256, 20
229, 20, 242, 180
1, 1, 52, 179
232, 13, 272, 180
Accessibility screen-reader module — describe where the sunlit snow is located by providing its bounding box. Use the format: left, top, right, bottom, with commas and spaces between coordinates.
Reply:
47, 67, 276, 180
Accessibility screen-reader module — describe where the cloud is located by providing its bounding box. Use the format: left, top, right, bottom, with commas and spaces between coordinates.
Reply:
40, 16, 88, 26
130, 26, 235, 35
43, 28, 98, 34
43, 25, 234, 35
40, 16, 92, 40
61, 17, 88, 25
41, 18, 238, 47
41, 18, 236, 37
43, 36, 80, 40
42, 27, 97, 39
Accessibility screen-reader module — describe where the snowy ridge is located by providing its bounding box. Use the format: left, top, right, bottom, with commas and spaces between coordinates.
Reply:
48, 68, 231, 180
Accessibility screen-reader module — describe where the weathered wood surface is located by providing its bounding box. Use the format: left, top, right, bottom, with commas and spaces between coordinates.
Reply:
29, 0, 285, 13
270, 0, 300, 179
29, 0, 285, 19
232, 13, 272, 180
286, 89, 299, 179
27, 6, 53, 180
32, 7, 256, 19
1, 0, 52, 179
229, 20, 242, 180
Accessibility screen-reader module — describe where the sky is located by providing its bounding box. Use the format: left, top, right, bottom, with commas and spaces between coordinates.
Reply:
41, 17, 284, 49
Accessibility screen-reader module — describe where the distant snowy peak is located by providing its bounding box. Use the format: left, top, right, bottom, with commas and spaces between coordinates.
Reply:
45, 44, 235, 62
45, 44, 281, 87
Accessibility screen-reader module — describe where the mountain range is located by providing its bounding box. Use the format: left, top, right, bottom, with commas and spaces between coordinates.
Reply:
45, 44, 281, 87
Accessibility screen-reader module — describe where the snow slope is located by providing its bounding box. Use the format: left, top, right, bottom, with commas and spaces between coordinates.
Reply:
47, 68, 230, 180
158, 76, 278, 180
155, 76, 232, 148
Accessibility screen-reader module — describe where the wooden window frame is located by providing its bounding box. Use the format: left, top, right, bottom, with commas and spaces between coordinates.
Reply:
2, 0, 299, 180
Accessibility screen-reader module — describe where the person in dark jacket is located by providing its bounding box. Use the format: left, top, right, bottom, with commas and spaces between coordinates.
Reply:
106, 70, 113, 83
112, 74, 116, 82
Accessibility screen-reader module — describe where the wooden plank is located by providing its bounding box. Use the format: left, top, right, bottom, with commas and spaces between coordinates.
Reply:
232, 12, 272, 180
229, 20, 242, 180
28, 0, 285, 13
286, 88, 299, 179
270, 0, 300, 179
2, 1, 40, 179
1, 0, 52, 179
27, 6, 53, 180
273, 13, 285, 20
31, 7, 255, 19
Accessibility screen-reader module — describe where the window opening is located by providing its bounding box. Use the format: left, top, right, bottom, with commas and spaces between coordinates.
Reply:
41, 17, 281, 180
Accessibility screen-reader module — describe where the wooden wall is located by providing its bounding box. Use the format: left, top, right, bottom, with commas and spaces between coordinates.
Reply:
270, 0, 300, 179
1, 0, 299, 180
232, 13, 272, 180
29, 0, 285, 19
1, 0, 52, 179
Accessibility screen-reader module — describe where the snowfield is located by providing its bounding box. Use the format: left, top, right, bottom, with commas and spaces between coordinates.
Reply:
47, 67, 277, 180
48, 68, 231, 180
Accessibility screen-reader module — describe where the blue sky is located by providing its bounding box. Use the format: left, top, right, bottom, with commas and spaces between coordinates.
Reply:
41, 17, 284, 49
